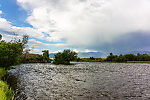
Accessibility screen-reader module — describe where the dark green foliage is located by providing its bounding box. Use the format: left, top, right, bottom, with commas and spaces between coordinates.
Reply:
106, 53, 118, 62
115, 54, 126, 62
53, 49, 77, 64
0, 39, 23, 67
53, 52, 63, 64
74, 57, 103, 62
106, 53, 150, 62
42, 50, 50, 62
76, 57, 82, 62
90, 57, 95, 60
0, 34, 2, 40
124, 54, 137, 61
0, 34, 52, 65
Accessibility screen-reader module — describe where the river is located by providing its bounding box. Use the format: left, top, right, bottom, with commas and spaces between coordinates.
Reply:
6, 62, 150, 100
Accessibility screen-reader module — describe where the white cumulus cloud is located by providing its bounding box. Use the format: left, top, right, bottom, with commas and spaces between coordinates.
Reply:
17, 0, 150, 50
0, 12, 45, 41
0, 10, 2, 14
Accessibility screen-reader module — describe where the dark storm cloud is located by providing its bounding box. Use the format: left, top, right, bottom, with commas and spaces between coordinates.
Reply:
90, 32, 150, 54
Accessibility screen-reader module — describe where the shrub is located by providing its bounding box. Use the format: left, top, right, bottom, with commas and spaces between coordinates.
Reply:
53, 49, 77, 64
0, 40, 23, 67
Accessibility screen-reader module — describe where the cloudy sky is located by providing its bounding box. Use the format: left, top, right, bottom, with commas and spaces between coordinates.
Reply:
0, 0, 150, 56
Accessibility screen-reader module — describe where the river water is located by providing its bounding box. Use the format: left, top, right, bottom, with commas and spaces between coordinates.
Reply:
6, 62, 150, 100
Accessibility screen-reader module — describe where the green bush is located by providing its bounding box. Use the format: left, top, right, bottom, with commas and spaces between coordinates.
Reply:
42, 50, 50, 62
53, 49, 77, 64
0, 34, 24, 68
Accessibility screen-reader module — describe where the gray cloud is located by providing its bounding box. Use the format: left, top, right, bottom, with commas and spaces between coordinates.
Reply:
88, 32, 150, 54
15, 0, 150, 53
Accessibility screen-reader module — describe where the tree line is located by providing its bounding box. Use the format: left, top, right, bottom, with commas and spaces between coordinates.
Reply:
106, 53, 150, 62
0, 34, 52, 68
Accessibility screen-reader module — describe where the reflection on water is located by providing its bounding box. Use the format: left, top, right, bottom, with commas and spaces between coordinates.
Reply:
7, 62, 150, 100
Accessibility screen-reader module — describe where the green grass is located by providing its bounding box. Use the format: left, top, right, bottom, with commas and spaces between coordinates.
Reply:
0, 68, 6, 79
0, 81, 13, 100
127, 61, 150, 63
75, 58, 106, 62
0, 68, 13, 100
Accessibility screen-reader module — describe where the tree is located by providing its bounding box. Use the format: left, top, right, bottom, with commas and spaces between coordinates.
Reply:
137, 53, 142, 61
115, 54, 126, 62
54, 52, 63, 64
0, 34, 2, 40
21, 35, 29, 62
124, 54, 136, 61
106, 53, 118, 61
0, 34, 23, 67
90, 57, 95, 60
42, 50, 50, 62
53, 49, 77, 64
22, 35, 29, 47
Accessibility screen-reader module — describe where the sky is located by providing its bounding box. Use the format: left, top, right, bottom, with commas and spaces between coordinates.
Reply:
0, 0, 150, 56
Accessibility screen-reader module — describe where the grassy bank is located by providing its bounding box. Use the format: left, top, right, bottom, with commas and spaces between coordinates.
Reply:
0, 68, 13, 100
127, 61, 150, 63
0, 68, 6, 79
75, 58, 106, 62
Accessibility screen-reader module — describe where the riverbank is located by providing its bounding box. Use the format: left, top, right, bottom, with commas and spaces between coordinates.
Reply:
76, 60, 150, 64
0, 68, 13, 100
127, 61, 150, 63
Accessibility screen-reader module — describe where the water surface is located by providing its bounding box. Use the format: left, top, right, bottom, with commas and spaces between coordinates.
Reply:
7, 62, 150, 100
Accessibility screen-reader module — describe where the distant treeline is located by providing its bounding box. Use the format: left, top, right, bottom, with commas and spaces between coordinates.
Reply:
75, 57, 105, 62
22, 52, 150, 64
106, 53, 150, 62
75, 53, 150, 62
